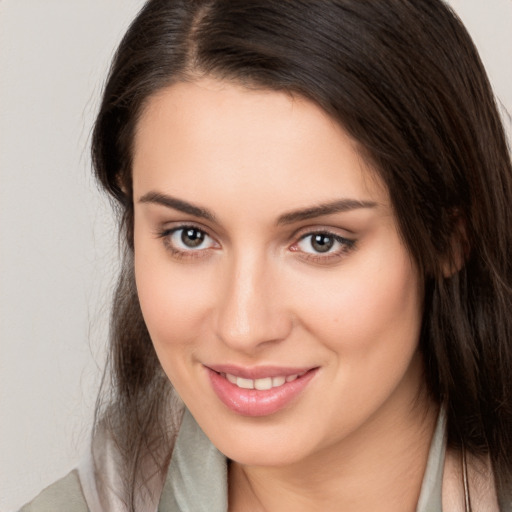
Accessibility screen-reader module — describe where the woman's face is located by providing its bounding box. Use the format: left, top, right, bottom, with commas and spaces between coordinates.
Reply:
132, 79, 424, 467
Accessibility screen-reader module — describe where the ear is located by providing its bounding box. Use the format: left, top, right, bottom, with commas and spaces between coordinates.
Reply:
442, 214, 469, 278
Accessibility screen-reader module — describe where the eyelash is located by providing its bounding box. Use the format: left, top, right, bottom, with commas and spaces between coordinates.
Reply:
156, 225, 356, 264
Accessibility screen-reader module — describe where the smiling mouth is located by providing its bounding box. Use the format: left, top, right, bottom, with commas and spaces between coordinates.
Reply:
207, 366, 319, 416
220, 371, 309, 390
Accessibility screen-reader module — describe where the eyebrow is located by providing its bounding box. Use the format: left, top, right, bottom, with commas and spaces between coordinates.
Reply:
139, 192, 216, 222
277, 199, 378, 225
139, 191, 377, 225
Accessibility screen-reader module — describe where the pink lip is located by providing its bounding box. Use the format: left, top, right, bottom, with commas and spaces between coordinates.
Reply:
205, 365, 319, 417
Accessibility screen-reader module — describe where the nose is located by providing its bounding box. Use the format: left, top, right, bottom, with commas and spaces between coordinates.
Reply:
214, 251, 293, 353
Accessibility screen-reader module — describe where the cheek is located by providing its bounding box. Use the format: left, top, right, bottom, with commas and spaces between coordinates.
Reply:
133, 240, 209, 357
295, 245, 422, 360
134, 258, 214, 405
290, 248, 424, 436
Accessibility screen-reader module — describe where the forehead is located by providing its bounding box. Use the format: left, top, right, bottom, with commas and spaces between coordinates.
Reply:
132, 78, 389, 215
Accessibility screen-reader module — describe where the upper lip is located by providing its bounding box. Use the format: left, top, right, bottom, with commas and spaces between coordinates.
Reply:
205, 364, 316, 380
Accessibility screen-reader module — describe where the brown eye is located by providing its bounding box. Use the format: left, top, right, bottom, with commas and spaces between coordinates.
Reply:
165, 226, 216, 252
310, 234, 335, 253
295, 231, 355, 258
181, 228, 205, 248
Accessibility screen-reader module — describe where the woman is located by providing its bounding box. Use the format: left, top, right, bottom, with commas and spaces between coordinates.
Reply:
22, 0, 512, 511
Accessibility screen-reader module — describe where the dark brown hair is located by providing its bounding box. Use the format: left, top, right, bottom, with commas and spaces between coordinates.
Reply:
92, 0, 512, 508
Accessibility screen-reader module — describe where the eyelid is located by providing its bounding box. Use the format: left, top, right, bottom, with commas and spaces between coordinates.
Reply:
155, 218, 213, 233
155, 219, 216, 240
290, 224, 355, 242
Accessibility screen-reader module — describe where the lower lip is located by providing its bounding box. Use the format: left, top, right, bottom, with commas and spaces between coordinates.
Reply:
206, 368, 318, 417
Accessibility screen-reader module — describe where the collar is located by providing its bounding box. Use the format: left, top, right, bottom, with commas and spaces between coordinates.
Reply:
416, 409, 446, 512
160, 409, 228, 512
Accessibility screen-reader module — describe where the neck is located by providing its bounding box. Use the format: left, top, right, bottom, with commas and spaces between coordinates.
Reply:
229, 384, 438, 512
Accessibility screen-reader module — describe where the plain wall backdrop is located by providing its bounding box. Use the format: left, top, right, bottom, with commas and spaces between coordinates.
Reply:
0, 1, 511, 510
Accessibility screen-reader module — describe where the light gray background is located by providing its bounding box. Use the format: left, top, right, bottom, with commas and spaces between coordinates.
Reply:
1, 1, 511, 510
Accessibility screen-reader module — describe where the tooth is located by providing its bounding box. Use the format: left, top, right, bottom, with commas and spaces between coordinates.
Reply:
272, 376, 286, 387
254, 377, 272, 390
225, 373, 305, 389
237, 377, 254, 389
226, 373, 237, 384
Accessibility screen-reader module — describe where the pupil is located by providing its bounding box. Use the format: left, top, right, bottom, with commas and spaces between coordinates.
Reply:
182, 229, 204, 248
311, 234, 334, 253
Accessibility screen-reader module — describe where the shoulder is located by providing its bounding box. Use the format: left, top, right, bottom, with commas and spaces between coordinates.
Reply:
19, 469, 88, 512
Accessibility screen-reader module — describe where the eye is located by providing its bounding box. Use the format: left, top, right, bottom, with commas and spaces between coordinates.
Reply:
299, 233, 337, 253
161, 226, 218, 253
294, 231, 355, 259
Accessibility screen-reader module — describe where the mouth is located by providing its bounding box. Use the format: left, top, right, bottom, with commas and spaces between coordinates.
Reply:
205, 365, 319, 417
220, 370, 309, 390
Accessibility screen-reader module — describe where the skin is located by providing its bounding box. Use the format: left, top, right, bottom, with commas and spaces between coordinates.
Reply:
132, 78, 437, 511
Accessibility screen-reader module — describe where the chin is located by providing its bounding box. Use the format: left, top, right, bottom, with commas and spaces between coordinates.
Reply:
224, 441, 309, 468
203, 416, 319, 468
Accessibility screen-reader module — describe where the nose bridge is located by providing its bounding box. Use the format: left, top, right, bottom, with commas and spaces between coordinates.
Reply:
215, 246, 290, 350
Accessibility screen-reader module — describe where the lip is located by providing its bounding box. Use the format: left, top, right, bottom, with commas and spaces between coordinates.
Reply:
205, 365, 319, 417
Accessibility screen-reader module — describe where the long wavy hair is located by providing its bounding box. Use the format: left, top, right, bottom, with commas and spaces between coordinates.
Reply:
91, 0, 512, 508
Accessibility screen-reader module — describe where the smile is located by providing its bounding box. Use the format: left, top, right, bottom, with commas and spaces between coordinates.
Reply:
223, 371, 308, 390
206, 366, 318, 416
